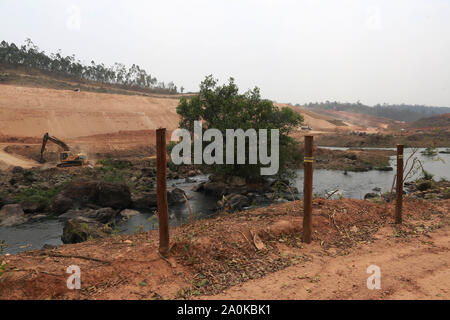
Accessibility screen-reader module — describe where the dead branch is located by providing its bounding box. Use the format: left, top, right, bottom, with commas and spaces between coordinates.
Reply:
326, 189, 340, 200
31, 252, 111, 264
183, 193, 194, 224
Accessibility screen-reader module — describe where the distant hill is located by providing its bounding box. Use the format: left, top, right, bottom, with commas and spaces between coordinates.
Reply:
409, 113, 450, 129
0, 38, 182, 95
297, 102, 450, 122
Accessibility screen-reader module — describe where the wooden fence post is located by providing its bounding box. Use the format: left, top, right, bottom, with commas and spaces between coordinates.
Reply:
395, 144, 404, 224
303, 135, 314, 243
156, 128, 169, 256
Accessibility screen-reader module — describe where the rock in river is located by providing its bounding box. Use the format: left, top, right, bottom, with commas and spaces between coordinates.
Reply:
132, 188, 187, 209
51, 180, 131, 215
0, 204, 28, 226
59, 207, 119, 224
218, 194, 250, 212
364, 192, 379, 200
61, 217, 113, 244
120, 209, 140, 218
132, 191, 158, 210
168, 188, 186, 204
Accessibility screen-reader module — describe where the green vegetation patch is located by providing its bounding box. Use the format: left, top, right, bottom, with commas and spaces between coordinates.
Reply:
14, 186, 62, 209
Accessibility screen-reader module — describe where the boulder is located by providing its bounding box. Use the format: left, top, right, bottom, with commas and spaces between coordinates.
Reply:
364, 192, 379, 200
228, 194, 250, 210
52, 180, 98, 214
417, 181, 432, 191
51, 195, 74, 215
228, 176, 246, 186
375, 166, 393, 171
203, 181, 228, 197
51, 180, 131, 215
132, 188, 187, 209
187, 170, 197, 177
0, 204, 28, 226
0, 192, 15, 208
120, 209, 141, 218
93, 207, 119, 223
61, 217, 112, 244
141, 167, 156, 177
20, 200, 44, 214
219, 194, 250, 212
192, 182, 205, 192
59, 207, 118, 224
132, 191, 158, 210
97, 182, 131, 208
168, 188, 186, 204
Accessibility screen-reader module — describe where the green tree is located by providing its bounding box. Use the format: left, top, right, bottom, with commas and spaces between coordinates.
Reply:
176, 75, 303, 181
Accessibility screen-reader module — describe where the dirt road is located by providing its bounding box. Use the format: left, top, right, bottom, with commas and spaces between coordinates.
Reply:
0, 145, 40, 169
201, 224, 449, 300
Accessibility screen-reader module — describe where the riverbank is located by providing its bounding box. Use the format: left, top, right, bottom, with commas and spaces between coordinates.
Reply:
2, 146, 450, 254
0, 197, 448, 299
315, 131, 450, 148
310, 147, 394, 172
0, 146, 394, 228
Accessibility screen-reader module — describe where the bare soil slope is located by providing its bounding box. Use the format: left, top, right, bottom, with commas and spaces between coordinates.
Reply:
409, 113, 450, 130
0, 85, 181, 139
278, 104, 394, 134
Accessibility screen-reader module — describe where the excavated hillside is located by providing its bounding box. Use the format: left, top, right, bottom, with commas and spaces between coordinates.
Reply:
0, 85, 180, 138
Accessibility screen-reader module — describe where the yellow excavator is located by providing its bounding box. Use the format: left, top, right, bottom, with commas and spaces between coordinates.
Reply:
39, 132, 88, 167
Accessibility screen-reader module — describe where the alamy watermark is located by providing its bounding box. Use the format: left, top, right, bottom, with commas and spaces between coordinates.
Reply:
66, 5, 81, 31
66, 265, 81, 290
170, 121, 279, 175
366, 265, 381, 290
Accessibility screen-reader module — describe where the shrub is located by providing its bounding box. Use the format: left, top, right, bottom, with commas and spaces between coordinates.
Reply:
14, 187, 61, 209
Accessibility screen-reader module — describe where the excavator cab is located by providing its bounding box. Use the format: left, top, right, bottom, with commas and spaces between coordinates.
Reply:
60, 152, 69, 161
58, 151, 87, 167
40, 133, 87, 167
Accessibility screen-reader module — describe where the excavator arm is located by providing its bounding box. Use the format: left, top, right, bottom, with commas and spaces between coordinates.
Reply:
39, 132, 70, 163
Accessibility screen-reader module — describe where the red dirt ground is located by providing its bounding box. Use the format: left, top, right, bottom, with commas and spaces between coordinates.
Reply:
0, 198, 448, 300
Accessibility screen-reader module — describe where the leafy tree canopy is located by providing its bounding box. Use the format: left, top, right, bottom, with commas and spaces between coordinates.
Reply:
176, 75, 303, 180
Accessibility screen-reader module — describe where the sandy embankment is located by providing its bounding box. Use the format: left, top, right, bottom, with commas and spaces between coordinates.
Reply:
0, 85, 181, 139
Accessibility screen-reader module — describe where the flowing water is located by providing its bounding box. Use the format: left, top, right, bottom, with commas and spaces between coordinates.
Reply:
1, 148, 449, 255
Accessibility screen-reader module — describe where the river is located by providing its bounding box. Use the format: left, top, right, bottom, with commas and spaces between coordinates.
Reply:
1, 147, 448, 255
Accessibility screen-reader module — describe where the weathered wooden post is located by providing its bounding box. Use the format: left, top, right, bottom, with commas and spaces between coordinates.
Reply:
395, 144, 404, 224
303, 135, 314, 243
156, 128, 169, 256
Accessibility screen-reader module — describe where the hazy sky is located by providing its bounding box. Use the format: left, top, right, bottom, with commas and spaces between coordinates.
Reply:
1, 0, 449, 106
